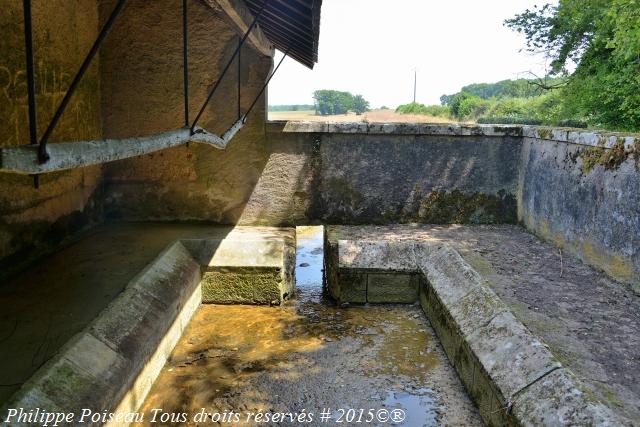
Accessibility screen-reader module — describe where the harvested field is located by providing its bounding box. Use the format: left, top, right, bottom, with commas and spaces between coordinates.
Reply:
268, 109, 458, 124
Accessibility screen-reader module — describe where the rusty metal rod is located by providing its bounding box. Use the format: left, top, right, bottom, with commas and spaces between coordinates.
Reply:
22, 0, 37, 148
183, 0, 190, 127
243, 50, 288, 123
238, 36, 242, 120
38, 0, 127, 163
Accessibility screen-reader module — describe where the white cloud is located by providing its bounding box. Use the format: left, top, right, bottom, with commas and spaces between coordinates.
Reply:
268, 0, 557, 108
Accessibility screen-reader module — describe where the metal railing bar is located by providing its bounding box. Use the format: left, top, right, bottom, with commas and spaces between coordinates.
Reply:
189, 0, 269, 133
243, 49, 288, 123
22, 0, 37, 147
183, 0, 189, 127
237, 36, 242, 120
38, 0, 127, 164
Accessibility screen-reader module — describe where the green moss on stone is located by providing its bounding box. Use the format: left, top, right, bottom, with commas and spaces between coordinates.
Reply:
594, 383, 625, 408
579, 140, 632, 174
326, 177, 364, 207
417, 189, 517, 224
201, 268, 283, 305
40, 360, 95, 399
537, 128, 554, 140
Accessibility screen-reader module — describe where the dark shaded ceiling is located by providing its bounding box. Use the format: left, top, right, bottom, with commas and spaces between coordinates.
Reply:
245, 0, 322, 69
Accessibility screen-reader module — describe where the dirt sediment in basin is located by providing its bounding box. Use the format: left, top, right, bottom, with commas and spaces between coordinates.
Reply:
135, 227, 481, 426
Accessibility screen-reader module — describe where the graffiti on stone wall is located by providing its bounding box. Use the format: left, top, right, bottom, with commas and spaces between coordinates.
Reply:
0, 60, 99, 147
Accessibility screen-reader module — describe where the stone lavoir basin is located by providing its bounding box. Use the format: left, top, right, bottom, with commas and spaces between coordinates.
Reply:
0, 224, 630, 426
133, 226, 481, 426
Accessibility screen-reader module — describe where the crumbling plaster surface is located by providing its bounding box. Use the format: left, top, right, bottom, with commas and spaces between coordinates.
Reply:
0, 0, 103, 280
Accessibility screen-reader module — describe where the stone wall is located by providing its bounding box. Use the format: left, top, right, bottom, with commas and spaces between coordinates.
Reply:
101, 0, 273, 223
223, 121, 640, 287
0, 0, 274, 278
518, 128, 640, 287
1, 1, 637, 290
236, 122, 523, 225
105, 123, 522, 226
0, 0, 103, 279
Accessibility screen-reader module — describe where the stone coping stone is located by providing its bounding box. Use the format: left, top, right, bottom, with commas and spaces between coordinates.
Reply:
326, 240, 420, 304
337, 240, 417, 272
325, 237, 622, 426
271, 121, 523, 137
512, 368, 623, 426
522, 126, 640, 149
1, 227, 296, 424
183, 238, 285, 268
265, 121, 640, 149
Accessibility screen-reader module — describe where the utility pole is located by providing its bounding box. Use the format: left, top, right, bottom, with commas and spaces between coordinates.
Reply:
413, 69, 417, 103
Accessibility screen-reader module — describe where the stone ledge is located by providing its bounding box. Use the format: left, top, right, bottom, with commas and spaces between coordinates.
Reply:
268, 121, 523, 137
326, 240, 421, 304
522, 126, 640, 149
266, 120, 640, 150
512, 368, 622, 426
0, 227, 296, 423
325, 237, 623, 426
0, 241, 202, 423
181, 231, 296, 305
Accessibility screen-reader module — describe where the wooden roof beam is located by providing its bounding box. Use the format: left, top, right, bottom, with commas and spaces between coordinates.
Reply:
204, 0, 274, 57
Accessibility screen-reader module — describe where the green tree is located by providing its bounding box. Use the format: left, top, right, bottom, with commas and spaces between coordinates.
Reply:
440, 77, 565, 106
312, 90, 370, 116
352, 95, 370, 115
506, 0, 640, 130
449, 92, 488, 119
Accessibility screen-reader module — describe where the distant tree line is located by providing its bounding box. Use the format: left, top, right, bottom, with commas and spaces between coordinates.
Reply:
397, 0, 640, 131
439, 78, 565, 106
504, 0, 640, 131
397, 76, 587, 127
395, 102, 450, 118
313, 90, 370, 115
268, 104, 315, 112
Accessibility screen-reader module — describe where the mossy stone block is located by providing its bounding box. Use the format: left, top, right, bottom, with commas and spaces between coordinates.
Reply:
201, 267, 283, 305
337, 271, 367, 303
367, 273, 419, 303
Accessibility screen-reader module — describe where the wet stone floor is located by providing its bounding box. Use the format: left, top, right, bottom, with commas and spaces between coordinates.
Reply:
135, 227, 482, 426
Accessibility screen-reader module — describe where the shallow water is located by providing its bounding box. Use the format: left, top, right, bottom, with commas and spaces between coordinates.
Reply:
135, 226, 481, 426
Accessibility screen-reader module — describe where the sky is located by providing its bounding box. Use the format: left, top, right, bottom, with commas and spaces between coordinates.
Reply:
268, 0, 558, 108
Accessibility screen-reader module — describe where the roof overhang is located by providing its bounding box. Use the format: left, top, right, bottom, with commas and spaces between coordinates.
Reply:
244, 0, 322, 69
205, 0, 275, 57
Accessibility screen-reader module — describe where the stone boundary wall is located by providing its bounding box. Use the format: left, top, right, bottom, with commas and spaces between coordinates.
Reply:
256, 122, 523, 226
518, 126, 639, 288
